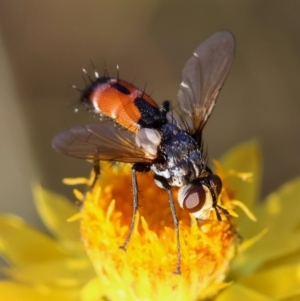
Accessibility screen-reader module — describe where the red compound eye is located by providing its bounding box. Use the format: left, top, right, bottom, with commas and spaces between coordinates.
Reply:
182, 185, 206, 213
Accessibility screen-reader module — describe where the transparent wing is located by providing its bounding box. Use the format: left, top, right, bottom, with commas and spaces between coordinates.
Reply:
52, 123, 160, 163
177, 31, 235, 132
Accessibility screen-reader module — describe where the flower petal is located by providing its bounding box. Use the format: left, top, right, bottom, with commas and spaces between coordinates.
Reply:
279, 294, 300, 301
233, 178, 300, 275
0, 281, 81, 301
2, 258, 94, 286
216, 282, 273, 301
219, 139, 262, 208
0, 215, 68, 266
33, 184, 79, 240
238, 263, 300, 299
260, 248, 300, 271
32, 184, 84, 255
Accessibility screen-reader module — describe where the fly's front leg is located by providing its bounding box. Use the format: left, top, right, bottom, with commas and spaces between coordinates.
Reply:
120, 163, 150, 251
154, 175, 181, 274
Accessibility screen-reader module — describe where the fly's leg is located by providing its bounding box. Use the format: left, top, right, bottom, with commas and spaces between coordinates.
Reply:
201, 173, 229, 221
90, 159, 101, 189
154, 175, 181, 274
120, 163, 150, 251
167, 188, 181, 274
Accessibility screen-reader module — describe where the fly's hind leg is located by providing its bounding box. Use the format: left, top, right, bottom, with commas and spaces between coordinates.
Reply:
90, 159, 101, 190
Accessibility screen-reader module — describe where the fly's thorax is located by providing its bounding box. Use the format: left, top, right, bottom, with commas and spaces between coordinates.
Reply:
159, 124, 199, 166
151, 123, 205, 187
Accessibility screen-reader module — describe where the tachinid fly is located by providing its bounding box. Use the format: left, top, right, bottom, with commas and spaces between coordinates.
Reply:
52, 31, 235, 274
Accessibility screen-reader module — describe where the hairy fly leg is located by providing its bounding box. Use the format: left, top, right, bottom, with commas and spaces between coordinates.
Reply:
120, 163, 151, 251
154, 175, 181, 274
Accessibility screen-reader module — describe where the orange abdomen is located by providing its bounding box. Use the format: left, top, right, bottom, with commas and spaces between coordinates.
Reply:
82, 78, 161, 133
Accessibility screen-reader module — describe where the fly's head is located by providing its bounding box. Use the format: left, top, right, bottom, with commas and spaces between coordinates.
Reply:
178, 173, 223, 220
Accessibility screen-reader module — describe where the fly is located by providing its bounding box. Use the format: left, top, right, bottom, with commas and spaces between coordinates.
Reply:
52, 31, 235, 274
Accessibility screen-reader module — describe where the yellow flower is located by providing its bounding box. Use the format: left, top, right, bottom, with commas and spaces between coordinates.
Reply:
78, 162, 238, 301
215, 141, 300, 301
0, 188, 95, 301
1, 140, 299, 300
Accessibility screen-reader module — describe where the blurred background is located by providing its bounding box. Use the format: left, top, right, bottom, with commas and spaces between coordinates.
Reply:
0, 1, 299, 229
